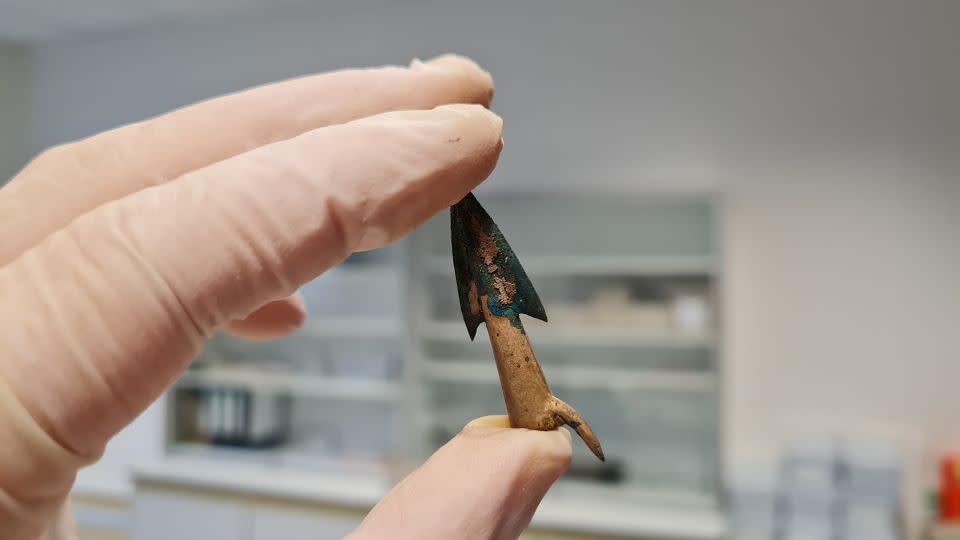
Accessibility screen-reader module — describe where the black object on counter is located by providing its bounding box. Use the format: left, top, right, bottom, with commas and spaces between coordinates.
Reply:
200, 387, 291, 448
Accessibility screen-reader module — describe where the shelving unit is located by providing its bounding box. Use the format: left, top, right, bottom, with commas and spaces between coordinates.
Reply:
160, 193, 725, 538
407, 193, 723, 503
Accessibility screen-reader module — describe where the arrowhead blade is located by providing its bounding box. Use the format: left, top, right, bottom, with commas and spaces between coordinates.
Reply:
450, 193, 547, 339
451, 198, 484, 340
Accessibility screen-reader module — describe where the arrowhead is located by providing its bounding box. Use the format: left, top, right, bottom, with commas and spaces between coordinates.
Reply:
450, 193, 547, 340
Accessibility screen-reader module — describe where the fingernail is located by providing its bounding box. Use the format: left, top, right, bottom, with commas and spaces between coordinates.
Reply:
436, 103, 503, 133
410, 53, 483, 74
463, 415, 511, 431
411, 54, 494, 105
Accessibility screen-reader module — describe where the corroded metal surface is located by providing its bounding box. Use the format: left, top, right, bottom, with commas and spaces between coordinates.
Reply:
450, 193, 605, 461
451, 193, 545, 339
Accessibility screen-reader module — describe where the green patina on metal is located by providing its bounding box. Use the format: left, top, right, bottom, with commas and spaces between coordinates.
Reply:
450, 193, 547, 340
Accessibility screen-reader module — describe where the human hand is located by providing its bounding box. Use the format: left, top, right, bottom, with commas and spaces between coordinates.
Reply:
0, 55, 571, 539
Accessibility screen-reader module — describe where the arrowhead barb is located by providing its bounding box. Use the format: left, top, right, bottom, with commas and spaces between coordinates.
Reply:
450, 193, 547, 339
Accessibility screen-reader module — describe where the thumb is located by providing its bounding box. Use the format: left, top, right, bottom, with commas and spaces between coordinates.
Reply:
348, 416, 572, 540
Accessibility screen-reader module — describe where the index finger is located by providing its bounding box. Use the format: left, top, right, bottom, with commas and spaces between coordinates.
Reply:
0, 54, 493, 265
0, 104, 502, 461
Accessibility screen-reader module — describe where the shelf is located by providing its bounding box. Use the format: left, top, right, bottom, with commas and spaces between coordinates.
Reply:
425, 254, 716, 276
535, 484, 726, 539
422, 361, 715, 392
133, 454, 391, 508
419, 321, 715, 349
177, 367, 401, 401
167, 443, 394, 476
296, 318, 401, 339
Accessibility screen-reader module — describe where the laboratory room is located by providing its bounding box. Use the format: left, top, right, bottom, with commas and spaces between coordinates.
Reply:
0, 2, 957, 540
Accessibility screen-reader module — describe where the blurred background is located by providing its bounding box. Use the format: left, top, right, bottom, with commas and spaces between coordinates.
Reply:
1, 1, 958, 539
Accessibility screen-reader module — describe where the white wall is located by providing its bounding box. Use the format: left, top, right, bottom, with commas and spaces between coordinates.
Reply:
0, 42, 28, 182
21, 0, 960, 522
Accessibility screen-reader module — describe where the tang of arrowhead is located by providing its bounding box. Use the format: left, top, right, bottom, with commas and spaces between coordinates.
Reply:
450, 193, 547, 340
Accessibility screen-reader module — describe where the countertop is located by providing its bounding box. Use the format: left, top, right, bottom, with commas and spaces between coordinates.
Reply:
131, 456, 728, 539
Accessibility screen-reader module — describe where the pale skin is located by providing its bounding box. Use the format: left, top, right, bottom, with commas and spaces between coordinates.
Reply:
0, 54, 572, 540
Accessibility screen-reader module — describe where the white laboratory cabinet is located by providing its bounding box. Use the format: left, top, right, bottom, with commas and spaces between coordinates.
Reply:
78, 192, 727, 540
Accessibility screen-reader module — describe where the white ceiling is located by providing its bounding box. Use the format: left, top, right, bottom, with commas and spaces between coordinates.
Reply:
0, 0, 250, 42
0, 0, 368, 42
